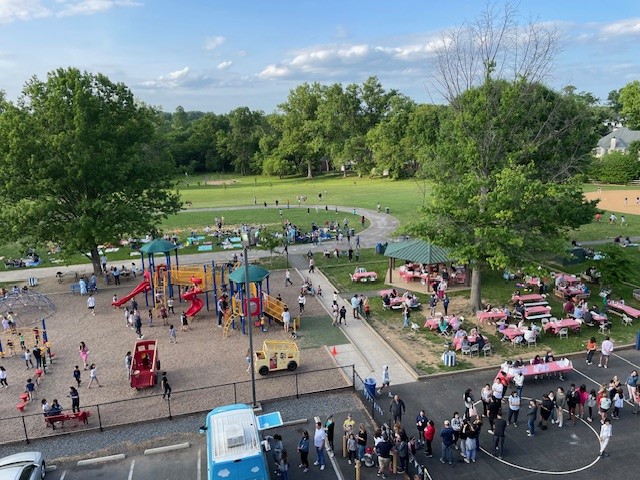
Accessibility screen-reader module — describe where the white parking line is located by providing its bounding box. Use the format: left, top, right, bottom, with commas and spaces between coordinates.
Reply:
612, 352, 640, 370
197, 448, 201, 480
128, 459, 135, 480
58, 471, 66, 480
573, 366, 635, 407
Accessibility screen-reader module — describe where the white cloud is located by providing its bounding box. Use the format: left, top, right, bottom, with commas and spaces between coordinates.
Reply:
0, 0, 51, 24
205, 36, 225, 51
0, 0, 140, 23
258, 64, 291, 79
140, 67, 190, 88
600, 18, 640, 37
217, 61, 232, 70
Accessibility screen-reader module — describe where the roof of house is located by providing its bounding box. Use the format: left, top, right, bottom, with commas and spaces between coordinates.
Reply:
597, 127, 640, 150
384, 239, 451, 265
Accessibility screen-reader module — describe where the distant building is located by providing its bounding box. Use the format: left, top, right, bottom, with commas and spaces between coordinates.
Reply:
595, 127, 640, 157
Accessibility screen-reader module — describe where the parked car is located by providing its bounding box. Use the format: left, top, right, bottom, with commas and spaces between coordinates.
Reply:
0, 452, 45, 480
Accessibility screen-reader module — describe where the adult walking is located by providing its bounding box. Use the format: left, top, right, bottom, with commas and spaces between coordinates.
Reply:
313, 421, 326, 471
69, 386, 80, 413
390, 394, 406, 424
493, 412, 507, 459
308, 257, 315, 274
526, 400, 538, 437
377, 365, 391, 397
599, 336, 614, 368
285, 269, 293, 286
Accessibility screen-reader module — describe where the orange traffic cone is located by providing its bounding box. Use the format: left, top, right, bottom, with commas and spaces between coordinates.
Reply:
331, 346, 338, 356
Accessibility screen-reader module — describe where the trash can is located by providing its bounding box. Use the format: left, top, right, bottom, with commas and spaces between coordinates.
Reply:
364, 377, 377, 398
385, 207, 390, 214
350, 228, 355, 236
376, 243, 383, 254
442, 350, 456, 367
636, 331, 640, 350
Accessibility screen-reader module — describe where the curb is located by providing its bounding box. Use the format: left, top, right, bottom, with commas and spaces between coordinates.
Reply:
144, 442, 191, 455
77, 453, 126, 466
281, 418, 308, 427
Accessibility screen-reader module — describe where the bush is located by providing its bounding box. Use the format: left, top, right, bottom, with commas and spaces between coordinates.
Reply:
589, 151, 640, 184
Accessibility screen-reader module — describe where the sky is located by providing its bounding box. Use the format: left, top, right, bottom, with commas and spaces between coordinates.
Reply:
0, 0, 639, 114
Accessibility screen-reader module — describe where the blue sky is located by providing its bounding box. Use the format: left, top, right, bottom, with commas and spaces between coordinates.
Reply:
0, 0, 639, 114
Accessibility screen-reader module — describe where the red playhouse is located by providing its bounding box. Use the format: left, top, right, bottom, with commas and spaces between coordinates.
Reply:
130, 339, 160, 389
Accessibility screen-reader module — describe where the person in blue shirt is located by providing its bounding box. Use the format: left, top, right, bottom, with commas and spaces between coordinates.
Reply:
440, 420, 455, 465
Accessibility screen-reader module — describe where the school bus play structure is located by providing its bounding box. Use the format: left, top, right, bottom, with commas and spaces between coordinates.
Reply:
254, 340, 300, 375
130, 339, 160, 389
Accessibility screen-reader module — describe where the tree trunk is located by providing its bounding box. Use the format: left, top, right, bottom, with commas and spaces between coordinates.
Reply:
89, 245, 103, 277
468, 266, 483, 312
306, 159, 313, 179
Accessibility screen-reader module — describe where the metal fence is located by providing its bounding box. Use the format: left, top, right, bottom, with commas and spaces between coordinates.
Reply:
1, 364, 355, 445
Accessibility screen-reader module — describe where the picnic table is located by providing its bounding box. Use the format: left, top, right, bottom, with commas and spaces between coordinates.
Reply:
557, 274, 580, 285
44, 410, 91, 430
476, 310, 507, 324
554, 286, 590, 300
351, 271, 377, 282
524, 305, 552, 321
453, 334, 486, 351
607, 301, 640, 319
592, 312, 609, 324
500, 359, 574, 381
424, 315, 460, 330
501, 327, 525, 340
511, 293, 545, 304
543, 318, 581, 334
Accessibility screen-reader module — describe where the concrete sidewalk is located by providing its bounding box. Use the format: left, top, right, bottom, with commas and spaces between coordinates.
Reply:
289, 254, 417, 389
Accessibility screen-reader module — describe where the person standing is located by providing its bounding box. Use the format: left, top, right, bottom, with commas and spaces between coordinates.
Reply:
101, 254, 108, 274
351, 294, 359, 319
125, 351, 132, 379
508, 390, 520, 426
32, 346, 42, 369
24, 349, 34, 369
338, 305, 346, 326
599, 418, 612, 457
297, 293, 306, 314
87, 364, 101, 388
167, 298, 174, 314
526, 400, 538, 437
297, 431, 310, 472
0, 366, 7, 388
442, 294, 450, 316
586, 337, 597, 365
282, 306, 291, 333
308, 257, 315, 274
440, 420, 454, 465
79, 342, 89, 370
73, 366, 81, 387
556, 387, 566, 428
169, 324, 177, 344
416, 410, 428, 449
87, 294, 96, 315
313, 421, 326, 471
377, 365, 391, 397
493, 412, 507, 459
69, 386, 80, 413
390, 394, 406, 424
423, 420, 435, 457
375, 434, 393, 479
135, 313, 144, 338
402, 303, 410, 328
161, 372, 172, 400
113, 266, 121, 285
599, 336, 614, 368
355, 424, 368, 461
626, 370, 638, 401
325, 415, 335, 452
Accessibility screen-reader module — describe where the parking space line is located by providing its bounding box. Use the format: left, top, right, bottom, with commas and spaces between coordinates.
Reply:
58, 471, 66, 480
612, 352, 640, 370
128, 459, 135, 480
573, 366, 635, 406
197, 448, 201, 480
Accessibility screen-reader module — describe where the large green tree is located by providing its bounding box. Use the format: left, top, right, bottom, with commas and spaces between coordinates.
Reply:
410, 3, 598, 311
620, 80, 640, 129
0, 68, 181, 275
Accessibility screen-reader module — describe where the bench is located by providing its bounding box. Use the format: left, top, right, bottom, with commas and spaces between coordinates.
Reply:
44, 410, 91, 430
70, 283, 81, 294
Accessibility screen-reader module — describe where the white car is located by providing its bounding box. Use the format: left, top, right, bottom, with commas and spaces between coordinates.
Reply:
0, 452, 45, 480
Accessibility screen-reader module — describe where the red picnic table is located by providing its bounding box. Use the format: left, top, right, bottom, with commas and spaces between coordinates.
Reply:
501, 327, 525, 340
543, 318, 581, 334
500, 359, 574, 381
453, 334, 486, 351
424, 315, 460, 330
352, 271, 377, 282
607, 301, 640, 319
511, 293, 545, 303
476, 310, 507, 324
524, 305, 552, 320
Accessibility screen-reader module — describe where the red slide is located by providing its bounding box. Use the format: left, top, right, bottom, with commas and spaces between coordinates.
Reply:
182, 287, 204, 317
112, 281, 150, 307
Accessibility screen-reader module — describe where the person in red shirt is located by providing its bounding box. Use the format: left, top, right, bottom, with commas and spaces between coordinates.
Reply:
423, 420, 436, 457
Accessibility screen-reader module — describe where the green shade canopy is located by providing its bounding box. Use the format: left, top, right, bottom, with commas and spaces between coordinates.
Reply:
228, 264, 271, 283
139, 239, 178, 254
384, 239, 451, 265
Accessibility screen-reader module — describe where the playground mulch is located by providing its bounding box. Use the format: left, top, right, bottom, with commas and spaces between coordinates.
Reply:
0, 268, 345, 444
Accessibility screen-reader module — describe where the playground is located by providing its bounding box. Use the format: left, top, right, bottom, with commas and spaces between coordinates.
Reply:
0, 260, 342, 444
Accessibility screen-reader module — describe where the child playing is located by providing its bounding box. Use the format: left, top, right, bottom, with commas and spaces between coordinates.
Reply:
169, 325, 177, 344
160, 305, 168, 326
113, 295, 118, 308
167, 298, 175, 314
25, 378, 36, 401
347, 433, 357, 464
87, 364, 101, 388
613, 388, 624, 419
148, 309, 153, 327
124, 307, 130, 326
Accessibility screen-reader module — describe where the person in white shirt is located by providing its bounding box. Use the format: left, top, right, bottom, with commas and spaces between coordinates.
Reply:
599, 418, 612, 457
313, 421, 327, 470
282, 307, 291, 333
508, 390, 521, 426
492, 379, 504, 401
599, 336, 614, 368
87, 294, 96, 315
514, 372, 525, 398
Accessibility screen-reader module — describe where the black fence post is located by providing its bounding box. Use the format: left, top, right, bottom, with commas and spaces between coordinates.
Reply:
295, 373, 299, 399
352, 365, 355, 389
168, 397, 173, 420
22, 416, 29, 444
97, 405, 104, 432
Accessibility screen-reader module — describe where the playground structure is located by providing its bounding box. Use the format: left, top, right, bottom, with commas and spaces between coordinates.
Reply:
111, 239, 231, 320
224, 265, 301, 337
254, 340, 300, 375
130, 339, 160, 389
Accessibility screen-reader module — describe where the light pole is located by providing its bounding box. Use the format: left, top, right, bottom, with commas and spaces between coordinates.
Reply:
243, 244, 258, 409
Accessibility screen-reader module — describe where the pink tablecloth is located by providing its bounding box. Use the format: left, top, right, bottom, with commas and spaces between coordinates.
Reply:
512, 294, 544, 303
476, 311, 507, 324
544, 319, 581, 334
525, 305, 551, 315
453, 334, 485, 350
501, 328, 524, 340
592, 313, 609, 323
556, 287, 589, 297
501, 360, 574, 381
424, 315, 459, 330
608, 302, 640, 319
353, 271, 377, 281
